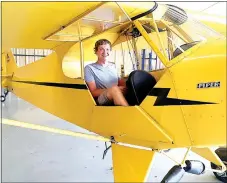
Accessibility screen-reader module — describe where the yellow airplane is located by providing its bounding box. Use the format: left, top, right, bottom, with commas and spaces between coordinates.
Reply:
1, 2, 226, 182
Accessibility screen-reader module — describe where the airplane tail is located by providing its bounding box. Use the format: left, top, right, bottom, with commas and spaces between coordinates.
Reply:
111, 143, 155, 182
1, 51, 18, 88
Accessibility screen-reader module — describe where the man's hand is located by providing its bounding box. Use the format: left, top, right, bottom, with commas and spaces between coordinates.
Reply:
86, 81, 106, 98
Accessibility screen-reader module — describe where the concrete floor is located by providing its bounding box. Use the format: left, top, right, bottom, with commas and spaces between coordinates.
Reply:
2, 93, 222, 182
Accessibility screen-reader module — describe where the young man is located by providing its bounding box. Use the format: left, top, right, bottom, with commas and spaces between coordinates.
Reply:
84, 39, 129, 106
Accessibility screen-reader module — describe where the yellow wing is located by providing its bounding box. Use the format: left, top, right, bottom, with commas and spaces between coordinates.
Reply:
2, 2, 102, 52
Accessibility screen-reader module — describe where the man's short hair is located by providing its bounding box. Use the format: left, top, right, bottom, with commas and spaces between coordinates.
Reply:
94, 39, 112, 53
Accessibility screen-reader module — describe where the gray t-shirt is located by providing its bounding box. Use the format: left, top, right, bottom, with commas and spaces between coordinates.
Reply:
84, 62, 119, 89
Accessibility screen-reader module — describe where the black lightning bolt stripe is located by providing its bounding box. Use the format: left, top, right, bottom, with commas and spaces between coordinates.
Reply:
149, 88, 216, 106
12, 80, 88, 90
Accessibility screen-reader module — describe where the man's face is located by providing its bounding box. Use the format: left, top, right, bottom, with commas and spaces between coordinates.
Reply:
96, 43, 111, 62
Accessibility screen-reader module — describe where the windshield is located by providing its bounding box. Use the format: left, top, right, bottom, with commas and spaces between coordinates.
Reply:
162, 4, 223, 40
136, 3, 224, 61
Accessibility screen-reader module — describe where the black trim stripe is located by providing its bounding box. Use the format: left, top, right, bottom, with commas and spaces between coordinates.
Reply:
131, 2, 158, 21
12, 80, 88, 90
149, 88, 216, 106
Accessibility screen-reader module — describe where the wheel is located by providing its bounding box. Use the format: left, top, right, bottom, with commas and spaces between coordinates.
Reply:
211, 148, 227, 183
211, 162, 227, 182
1, 95, 5, 102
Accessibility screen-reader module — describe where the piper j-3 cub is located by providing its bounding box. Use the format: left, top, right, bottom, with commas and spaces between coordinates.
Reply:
2, 2, 226, 182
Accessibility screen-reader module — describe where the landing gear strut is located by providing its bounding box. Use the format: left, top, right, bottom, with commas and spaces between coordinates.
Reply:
1, 95, 6, 102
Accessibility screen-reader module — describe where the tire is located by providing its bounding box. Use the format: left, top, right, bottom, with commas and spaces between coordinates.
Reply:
1, 95, 5, 102
211, 148, 227, 183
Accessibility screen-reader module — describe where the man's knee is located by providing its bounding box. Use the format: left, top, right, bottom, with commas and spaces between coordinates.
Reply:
97, 90, 113, 105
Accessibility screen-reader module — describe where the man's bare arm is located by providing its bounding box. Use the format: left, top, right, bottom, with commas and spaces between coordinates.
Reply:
86, 81, 106, 98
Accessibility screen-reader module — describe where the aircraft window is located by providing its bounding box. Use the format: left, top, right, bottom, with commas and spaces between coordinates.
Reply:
11, 48, 53, 67
132, 3, 224, 61
45, 2, 131, 42
157, 4, 223, 59
157, 4, 223, 42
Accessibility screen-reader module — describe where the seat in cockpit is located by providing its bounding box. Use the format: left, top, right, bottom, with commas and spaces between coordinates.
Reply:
125, 70, 157, 106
